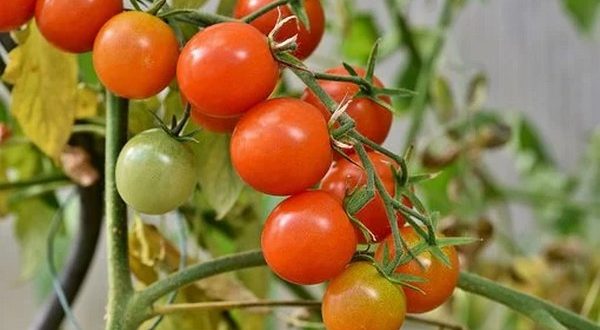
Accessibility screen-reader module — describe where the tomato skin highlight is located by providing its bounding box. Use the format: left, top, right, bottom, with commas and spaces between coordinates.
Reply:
231, 98, 332, 196
35, 0, 122, 53
115, 129, 197, 215
261, 191, 357, 285
0, 0, 36, 32
321, 151, 407, 243
177, 22, 279, 118
302, 66, 393, 147
233, 0, 325, 59
322, 262, 406, 330
93, 11, 179, 99
375, 226, 460, 313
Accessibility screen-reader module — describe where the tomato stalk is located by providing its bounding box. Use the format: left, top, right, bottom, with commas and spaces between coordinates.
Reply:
104, 92, 134, 330
241, 0, 291, 23
403, 0, 454, 150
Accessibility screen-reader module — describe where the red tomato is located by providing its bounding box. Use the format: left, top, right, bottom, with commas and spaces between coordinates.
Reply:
231, 98, 332, 196
233, 0, 325, 59
321, 151, 409, 243
375, 226, 460, 313
0, 0, 36, 32
302, 65, 393, 146
191, 109, 239, 133
261, 191, 357, 284
35, 0, 122, 53
322, 262, 406, 330
93, 11, 179, 99
177, 22, 279, 118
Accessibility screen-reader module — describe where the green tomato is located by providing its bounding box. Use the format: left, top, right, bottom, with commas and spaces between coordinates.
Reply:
116, 128, 197, 215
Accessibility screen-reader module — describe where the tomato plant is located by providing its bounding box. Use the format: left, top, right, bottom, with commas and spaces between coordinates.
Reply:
302, 65, 393, 146
233, 0, 325, 59
93, 11, 179, 99
261, 190, 357, 284
376, 226, 460, 313
115, 128, 197, 215
177, 22, 280, 118
321, 151, 409, 242
231, 97, 332, 196
0, 0, 36, 32
322, 262, 406, 330
35, 0, 122, 53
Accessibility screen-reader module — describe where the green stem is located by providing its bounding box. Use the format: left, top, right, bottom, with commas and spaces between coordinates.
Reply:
105, 92, 133, 330
242, 0, 290, 23
385, 0, 422, 64
0, 175, 70, 191
403, 0, 453, 150
129, 250, 266, 325
458, 272, 600, 330
158, 9, 235, 26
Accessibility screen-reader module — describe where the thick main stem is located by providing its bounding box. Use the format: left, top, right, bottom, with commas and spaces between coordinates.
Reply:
105, 92, 133, 330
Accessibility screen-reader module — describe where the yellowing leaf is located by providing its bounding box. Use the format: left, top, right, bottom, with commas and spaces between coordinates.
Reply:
2, 23, 78, 160
75, 85, 98, 119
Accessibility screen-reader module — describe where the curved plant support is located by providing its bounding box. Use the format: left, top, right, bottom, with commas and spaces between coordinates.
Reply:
30, 134, 104, 330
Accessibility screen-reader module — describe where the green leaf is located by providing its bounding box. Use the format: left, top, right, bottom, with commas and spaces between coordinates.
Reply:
128, 97, 161, 134
2, 23, 78, 160
430, 75, 456, 121
171, 0, 208, 9
512, 116, 554, 173
562, 0, 600, 34
194, 132, 244, 219
466, 73, 487, 111
289, 0, 310, 30
13, 197, 59, 279
77, 53, 99, 87
217, 0, 237, 16
437, 236, 481, 247
341, 13, 380, 64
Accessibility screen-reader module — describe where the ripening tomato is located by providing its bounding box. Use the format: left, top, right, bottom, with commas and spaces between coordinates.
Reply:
322, 262, 406, 330
262, 191, 357, 284
231, 98, 332, 196
233, 0, 325, 59
191, 109, 239, 133
302, 65, 393, 146
177, 22, 279, 118
35, 0, 122, 53
93, 11, 179, 99
375, 226, 460, 313
115, 129, 197, 215
321, 151, 409, 243
0, 0, 36, 32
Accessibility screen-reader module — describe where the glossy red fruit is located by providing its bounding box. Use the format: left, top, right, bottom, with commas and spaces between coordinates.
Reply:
177, 22, 279, 118
321, 151, 410, 243
35, 0, 122, 53
231, 98, 332, 196
233, 0, 325, 59
322, 262, 406, 330
375, 226, 460, 313
302, 65, 393, 146
93, 11, 179, 99
0, 0, 36, 32
262, 191, 357, 284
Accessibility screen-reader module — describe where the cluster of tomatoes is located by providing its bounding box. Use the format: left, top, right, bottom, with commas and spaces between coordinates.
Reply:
1, 0, 459, 329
